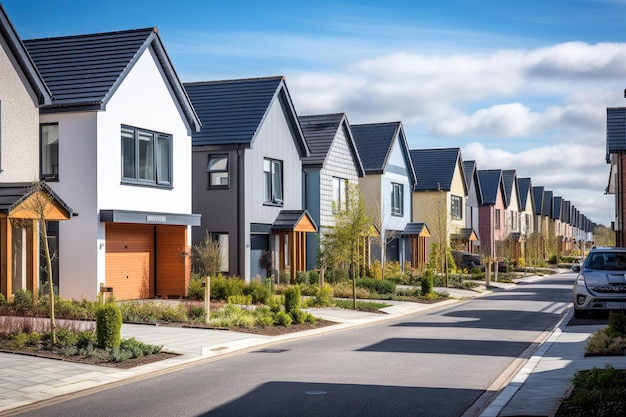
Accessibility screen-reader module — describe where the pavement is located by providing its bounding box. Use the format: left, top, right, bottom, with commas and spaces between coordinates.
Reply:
1, 275, 625, 417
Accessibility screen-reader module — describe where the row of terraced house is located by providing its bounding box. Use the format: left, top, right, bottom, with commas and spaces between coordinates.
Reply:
0, 5, 596, 301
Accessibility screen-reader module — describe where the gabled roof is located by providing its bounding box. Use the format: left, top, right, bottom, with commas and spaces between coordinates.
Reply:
271, 210, 317, 232
351, 121, 417, 186
401, 222, 431, 237
501, 170, 519, 210
532, 186, 544, 214
184, 76, 308, 156
410, 147, 465, 193
463, 160, 483, 204
517, 177, 533, 211
0, 4, 51, 105
542, 190, 553, 217
477, 169, 504, 205
0, 182, 73, 218
299, 112, 364, 176
23, 28, 200, 132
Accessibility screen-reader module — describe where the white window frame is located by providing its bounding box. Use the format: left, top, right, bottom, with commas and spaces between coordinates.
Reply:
333, 177, 348, 211
451, 195, 462, 219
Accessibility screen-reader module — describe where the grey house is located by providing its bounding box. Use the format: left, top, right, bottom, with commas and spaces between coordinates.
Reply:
463, 160, 482, 252
299, 113, 365, 270
185, 76, 316, 282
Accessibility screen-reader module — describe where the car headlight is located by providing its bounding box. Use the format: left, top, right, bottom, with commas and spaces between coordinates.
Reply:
576, 273, 586, 286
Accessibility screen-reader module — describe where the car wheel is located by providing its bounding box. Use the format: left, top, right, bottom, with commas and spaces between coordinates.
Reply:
573, 309, 586, 319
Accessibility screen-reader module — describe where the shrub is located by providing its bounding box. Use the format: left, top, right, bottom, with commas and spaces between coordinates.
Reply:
210, 276, 246, 301
96, 303, 122, 348
279, 270, 291, 284
312, 283, 334, 307
325, 267, 348, 284
0, 293, 6, 306
295, 271, 308, 285
283, 286, 301, 314
332, 281, 370, 299
228, 294, 252, 305
421, 270, 434, 295
308, 270, 319, 285
356, 278, 396, 295
369, 260, 382, 280
77, 330, 97, 349
253, 306, 275, 327
607, 311, 626, 336
245, 280, 271, 305
558, 366, 626, 416
290, 308, 307, 324
187, 305, 206, 321
274, 311, 292, 326
11, 289, 33, 314
188, 275, 205, 300
55, 327, 79, 349
267, 295, 283, 314
192, 231, 221, 278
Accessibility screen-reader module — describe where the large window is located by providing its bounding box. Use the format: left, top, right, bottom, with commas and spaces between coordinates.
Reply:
264, 158, 283, 205
40, 123, 59, 180
495, 208, 501, 229
451, 195, 462, 219
391, 182, 403, 216
333, 177, 347, 211
207, 154, 229, 188
121, 126, 172, 186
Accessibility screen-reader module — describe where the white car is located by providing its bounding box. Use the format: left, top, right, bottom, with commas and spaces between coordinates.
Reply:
573, 247, 626, 318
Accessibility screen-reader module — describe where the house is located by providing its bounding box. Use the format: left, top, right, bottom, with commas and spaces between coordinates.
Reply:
477, 169, 506, 259
23, 27, 202, 300
351, 122, 417, 268
298, 113, 365, 271
184, 76, 315, 283
562, 200, 573, 252
552, 195, 564, 254
463, 160, 482, 253
0, 5, 74, 300
516, 177, 535, 262
501, 169, 523, 261
532, 186, 545, 235
409, 148, 475, 254
606, 107, 626, 246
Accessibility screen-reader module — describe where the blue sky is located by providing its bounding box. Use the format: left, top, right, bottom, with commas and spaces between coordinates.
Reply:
4, 0, 626, 226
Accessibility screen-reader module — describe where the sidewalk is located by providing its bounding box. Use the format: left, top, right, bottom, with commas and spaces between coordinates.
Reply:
0, 276, 618, 416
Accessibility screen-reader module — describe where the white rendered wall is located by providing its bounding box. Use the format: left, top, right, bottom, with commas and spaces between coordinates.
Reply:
0, 33, 40, 181
449, 162, 466, 233
44, 45, 194, 300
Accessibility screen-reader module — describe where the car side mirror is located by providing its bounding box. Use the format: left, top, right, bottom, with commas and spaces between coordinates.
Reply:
571, 264, 581, 272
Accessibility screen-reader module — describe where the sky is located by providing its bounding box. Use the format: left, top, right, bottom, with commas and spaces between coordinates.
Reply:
3, 0, 625, 227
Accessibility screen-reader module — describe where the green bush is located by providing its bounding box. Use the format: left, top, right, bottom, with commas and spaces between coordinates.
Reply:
356, 278, 396, 295
228, 294, 252, 305
558, 366, 626, 416
279, 270, 291, 284
295, 271, 308, 285
313, 283, 334, 307
274, 311, 292, 326
253, 306, 275, 327
187, 305, 205, 321
11, 289, 33, 314
210, 276, 246, 301
267, 295, 283, 314
308, 270, 319, 285
188, 275, 205, 300
290, 308, 307, 324
421, 270, 434, 295
245, 280, 271, 305
607, 311, 626, 336
0, 293, 6, 306
77, 330, 97, 349
55, 327, 79, 349
283, 286, 301, 314
96, 303, 122, 348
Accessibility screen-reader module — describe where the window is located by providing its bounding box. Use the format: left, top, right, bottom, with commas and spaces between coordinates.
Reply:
509, 211, 518, 230
495, 208, 501, 229
264, 158, 283, 205
213, 233, 229, 273
333, 177, 348, 211
391, 182, 403, 216
121, 126, 172, 186
451, 195, 462, 219
207, 154, 229, 187
40, 123, 59, 180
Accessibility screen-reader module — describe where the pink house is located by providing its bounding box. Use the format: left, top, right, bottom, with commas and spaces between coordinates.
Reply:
477, 169, 507, 258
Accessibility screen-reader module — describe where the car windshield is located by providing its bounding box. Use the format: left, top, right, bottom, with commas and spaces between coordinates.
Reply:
586, 252, 626, 270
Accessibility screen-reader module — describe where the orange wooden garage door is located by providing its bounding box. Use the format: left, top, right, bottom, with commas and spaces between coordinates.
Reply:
105, 224, 154, 300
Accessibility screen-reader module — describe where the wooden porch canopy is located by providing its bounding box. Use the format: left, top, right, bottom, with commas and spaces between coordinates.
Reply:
0, 182, 73, 299
451, 228, 478, 242
401, 222, 431, 237
506, 232, 524, 242
272, 210, 317, 281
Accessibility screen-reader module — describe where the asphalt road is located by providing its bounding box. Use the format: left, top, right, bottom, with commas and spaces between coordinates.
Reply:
15, 273, 575, 417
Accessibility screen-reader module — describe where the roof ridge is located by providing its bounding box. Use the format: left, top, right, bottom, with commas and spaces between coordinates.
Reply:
184, 76, 284, 86
24, 27, 157, 42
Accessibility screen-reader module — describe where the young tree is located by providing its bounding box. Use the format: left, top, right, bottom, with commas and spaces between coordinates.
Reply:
15, 181, 62, 343
192, 231, 222, 278
321, 183, 372, 309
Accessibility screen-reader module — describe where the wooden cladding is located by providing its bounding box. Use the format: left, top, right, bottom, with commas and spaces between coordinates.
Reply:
105, 224, 189, 300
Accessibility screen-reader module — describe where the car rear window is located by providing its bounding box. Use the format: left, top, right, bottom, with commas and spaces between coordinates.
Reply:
586, 252, 626, 270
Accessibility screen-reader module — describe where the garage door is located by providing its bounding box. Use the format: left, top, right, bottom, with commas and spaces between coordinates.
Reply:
106, 224, 154, 300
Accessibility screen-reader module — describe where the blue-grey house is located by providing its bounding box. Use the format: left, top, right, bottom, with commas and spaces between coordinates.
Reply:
299, 113, 365, 270
463, 160, 482, 252
351, 121, 418, 268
